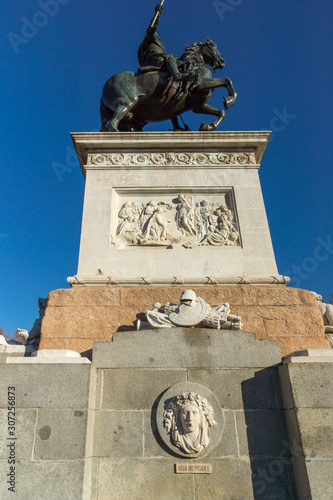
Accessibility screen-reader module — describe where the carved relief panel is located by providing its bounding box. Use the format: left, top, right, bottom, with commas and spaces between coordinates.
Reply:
110, 190, 241, 249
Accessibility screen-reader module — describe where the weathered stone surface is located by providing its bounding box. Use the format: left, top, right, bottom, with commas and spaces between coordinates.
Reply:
279, 363, 333, 409
188, 368, 283, 410
99, 369, 187, 410
305, 460, 333, 500
93, 329, 281, 369
0, 409, 36, 459
47, 287, 121, 307
34, 409, 88, 459
0, 364, 90, 409
39, 285, 327, 358
39, 338, 95, 354
97, 457, 255, 500
294, 408, 333, 459
0, 460, 84, 500
236, 410, 290, 457
97, 457, 195, 500
43, 306, 120, 339
143, 410, 171, 458
250, 457, 298, 499
93, 411, 143, 457
193, 458, 254, 499
209, 410, 239, 458
277, 337, 329, 356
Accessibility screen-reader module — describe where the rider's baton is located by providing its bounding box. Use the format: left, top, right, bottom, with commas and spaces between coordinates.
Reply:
150, 0, 166, 29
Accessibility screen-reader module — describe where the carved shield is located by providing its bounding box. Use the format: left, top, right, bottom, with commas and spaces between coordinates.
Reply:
169, 297, 208, 326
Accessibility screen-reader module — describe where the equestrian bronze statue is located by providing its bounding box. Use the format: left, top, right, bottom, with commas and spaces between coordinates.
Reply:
100, 1, 237, 132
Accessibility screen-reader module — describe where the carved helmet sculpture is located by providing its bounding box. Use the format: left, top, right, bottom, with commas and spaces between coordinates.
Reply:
180, 290, 197, 303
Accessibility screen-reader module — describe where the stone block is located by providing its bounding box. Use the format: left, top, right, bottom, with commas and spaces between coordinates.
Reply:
258, 305, 324, 339
93, 329, 281, 369
47, 287, 121, 307
209, 410, 239, 458
284, 355, 333, 363
97, 458, 195, 500
34, 409, 88, 460
0, 460, 84, 500
40, 338, 96, 354
236, 410, 290, 457
0, 409, 36, 459
0, 364, 90, 409
31, 349, 81, 357
288, 348, 333, 357
277, 337, 329, 357
188, 367, 283, 410
8, 357, 90, 364
42, 306, 120, 339
83, 458, 99, 500
250, 457, 297, 499
143, 410, 171, 458
93, 410, 143, 457
99, 369, 187, 410
305, 460, 333, 500
296, 408, 333, 459
247, 286, 304, 306
193, 458, 254, 499
279, 363, 333, 409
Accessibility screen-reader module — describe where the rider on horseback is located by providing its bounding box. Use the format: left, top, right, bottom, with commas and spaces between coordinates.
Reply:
138, 3, 191, 82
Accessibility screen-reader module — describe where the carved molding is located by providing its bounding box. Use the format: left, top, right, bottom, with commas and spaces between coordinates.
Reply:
88, 152, 256, 167
67, 275, 291, 286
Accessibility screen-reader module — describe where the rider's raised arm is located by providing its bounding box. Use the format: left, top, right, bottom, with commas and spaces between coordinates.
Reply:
146, 3, 164, 35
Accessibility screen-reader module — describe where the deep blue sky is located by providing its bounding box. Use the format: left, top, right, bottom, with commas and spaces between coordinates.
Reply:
1, 0, 332, 334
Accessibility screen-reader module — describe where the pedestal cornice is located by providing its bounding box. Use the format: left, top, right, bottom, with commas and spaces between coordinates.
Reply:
71, 131, 271, 178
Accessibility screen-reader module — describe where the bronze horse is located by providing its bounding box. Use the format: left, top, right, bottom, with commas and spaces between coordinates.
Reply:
100, 39, 237, 132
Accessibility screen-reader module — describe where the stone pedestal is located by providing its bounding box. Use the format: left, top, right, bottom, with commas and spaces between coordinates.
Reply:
69, 131, 285, 285
37, 131, 329, 358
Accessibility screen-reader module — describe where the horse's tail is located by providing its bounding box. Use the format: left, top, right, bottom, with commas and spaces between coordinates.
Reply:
100, 98, 113, 132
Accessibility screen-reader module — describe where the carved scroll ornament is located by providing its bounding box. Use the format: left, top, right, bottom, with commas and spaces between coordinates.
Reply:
88, 152, 256, 167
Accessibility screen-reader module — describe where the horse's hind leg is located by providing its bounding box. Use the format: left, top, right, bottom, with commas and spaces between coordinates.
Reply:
106, 99, 138, 132
193, 103, 225, 132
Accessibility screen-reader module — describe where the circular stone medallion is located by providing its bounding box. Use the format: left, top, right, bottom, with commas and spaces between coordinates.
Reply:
156, 382, 224, 458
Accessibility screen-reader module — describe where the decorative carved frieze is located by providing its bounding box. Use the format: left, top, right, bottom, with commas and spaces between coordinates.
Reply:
88, 152, 256, 167
111, 193, 240, 248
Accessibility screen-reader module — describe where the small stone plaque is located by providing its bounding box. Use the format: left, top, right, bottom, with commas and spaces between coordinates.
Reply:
175, 464, 212, 474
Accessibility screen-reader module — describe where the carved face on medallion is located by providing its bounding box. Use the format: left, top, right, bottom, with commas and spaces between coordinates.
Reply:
156, 382, 224, 458
163, 392, 217, 455
180, 402, 200, 433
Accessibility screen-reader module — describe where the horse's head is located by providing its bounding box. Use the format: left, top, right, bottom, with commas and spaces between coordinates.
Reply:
202, 38, 225, 71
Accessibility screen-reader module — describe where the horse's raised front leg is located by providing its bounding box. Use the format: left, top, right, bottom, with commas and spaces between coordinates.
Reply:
193, 103, 226, 132
196, 77, 237, 110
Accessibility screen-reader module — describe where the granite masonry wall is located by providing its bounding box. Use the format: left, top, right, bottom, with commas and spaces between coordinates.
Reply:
1, 329, 332, 499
